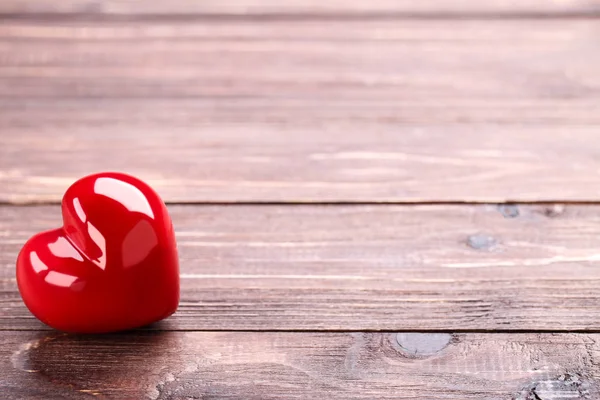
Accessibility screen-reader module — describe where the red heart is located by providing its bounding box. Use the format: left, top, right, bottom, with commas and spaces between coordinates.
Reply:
16, 172, 180, 333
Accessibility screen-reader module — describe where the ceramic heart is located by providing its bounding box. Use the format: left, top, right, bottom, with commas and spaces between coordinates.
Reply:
16, 172, 180, 333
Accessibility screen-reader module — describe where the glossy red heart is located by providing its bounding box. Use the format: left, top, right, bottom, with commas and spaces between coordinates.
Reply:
16, 172, 180, 333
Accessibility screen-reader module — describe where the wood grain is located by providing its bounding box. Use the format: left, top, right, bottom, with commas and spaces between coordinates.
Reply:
1, 19, 600, 203
6, 125, 600, 203
3, 3, 599, 399
4, 203, 600, 331
2, 331, 600, 399
1, 0, 599, 16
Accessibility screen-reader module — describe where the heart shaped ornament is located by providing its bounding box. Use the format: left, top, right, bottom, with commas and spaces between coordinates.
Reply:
16, 172, 180, 333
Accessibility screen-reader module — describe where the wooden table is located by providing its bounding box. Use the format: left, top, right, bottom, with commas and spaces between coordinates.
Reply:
2, 1, 600, 399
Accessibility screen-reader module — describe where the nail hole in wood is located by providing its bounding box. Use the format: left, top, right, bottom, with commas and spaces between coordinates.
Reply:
498, 204, 520, 218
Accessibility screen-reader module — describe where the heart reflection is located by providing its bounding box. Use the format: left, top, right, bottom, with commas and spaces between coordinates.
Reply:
16, 330, 180, 397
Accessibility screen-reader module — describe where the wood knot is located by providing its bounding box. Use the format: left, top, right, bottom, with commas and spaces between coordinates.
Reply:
395, 333, 452, 357
466, 234, 498, 250
541, 204, 565, 218
498, 204, 520, 218
515, 373, 596, 400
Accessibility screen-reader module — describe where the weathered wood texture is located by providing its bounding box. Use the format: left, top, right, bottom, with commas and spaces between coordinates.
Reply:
4, 203, 600, 331
2, 331, 600, 399
1, 0, 599, 16
3, 1, 600, 398
2, 19, 600, 203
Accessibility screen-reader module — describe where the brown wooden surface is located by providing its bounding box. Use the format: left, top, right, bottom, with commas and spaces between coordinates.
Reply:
2, 1, 600, 399
3, 331, 600, 399
2, 0, 600, 16
3, 203, 600, 331
1, 19, 600, 203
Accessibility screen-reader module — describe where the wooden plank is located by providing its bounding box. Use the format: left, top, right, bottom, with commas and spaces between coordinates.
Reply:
2, 331, 600, 399
6, 124, 600, 204
1, 0, 599, 16
1, 19, 600, 203
3, 203, 600, 331
4, 123, 600, 204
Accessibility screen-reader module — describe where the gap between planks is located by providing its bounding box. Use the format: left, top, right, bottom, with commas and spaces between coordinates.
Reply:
8, 327, 600, 334
3, 200, 600, 207
1, 0, 600, 18
1, 12, 600, 22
